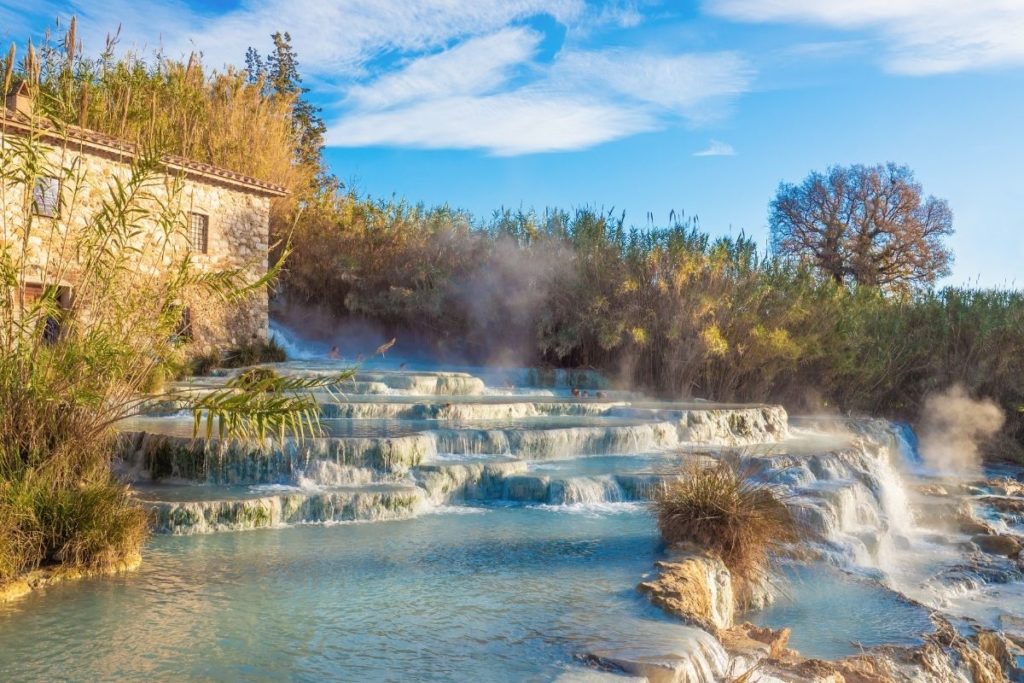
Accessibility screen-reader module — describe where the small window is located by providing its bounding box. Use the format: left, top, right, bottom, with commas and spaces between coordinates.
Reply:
189, 213, 209, 254
32, 177, 61, 218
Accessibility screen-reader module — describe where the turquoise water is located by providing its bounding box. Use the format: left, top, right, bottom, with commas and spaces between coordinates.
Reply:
749, 564, 933, 660
5, 361, 997, 680
0, 504, 937, 681
0, 506, 677, 682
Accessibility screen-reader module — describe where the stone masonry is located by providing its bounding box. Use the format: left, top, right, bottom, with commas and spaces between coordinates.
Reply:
1, 86, 287, 354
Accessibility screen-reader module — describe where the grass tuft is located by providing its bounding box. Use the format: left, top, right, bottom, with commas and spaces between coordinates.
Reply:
654, 459, 800, 598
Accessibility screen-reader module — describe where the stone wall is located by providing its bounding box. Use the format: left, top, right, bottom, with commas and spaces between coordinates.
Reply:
176, 173, 271, 353
0, 129, 272, 354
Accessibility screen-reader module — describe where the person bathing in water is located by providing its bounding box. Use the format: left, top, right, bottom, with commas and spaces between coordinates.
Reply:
328, 345, 340, 360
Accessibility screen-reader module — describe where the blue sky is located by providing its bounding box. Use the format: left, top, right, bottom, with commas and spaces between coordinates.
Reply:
3, 1, 1023, 286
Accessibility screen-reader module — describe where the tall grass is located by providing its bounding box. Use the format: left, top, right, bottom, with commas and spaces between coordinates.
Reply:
3, 20, 315, 236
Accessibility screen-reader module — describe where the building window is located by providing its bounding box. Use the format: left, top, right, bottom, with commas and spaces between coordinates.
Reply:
189, 213, 209, 254
32, 177, 61, 218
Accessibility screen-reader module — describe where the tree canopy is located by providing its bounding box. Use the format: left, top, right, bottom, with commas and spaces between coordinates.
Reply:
769, 163, 954, 291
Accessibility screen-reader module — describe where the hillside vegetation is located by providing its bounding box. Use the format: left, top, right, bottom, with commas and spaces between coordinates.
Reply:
7, 24, 1023, 459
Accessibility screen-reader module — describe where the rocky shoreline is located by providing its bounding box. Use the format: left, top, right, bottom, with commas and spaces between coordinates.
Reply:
627, 549, 1022, 682
608, 462, 1024, 683
0, 552, 141, 605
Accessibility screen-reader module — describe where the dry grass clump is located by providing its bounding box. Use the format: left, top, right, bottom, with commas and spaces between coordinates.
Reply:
655, 460, 800, 592
0, 473, 149, 581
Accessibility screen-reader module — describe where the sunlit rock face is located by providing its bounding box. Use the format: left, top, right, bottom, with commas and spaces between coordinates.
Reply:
638, 554, 736, 634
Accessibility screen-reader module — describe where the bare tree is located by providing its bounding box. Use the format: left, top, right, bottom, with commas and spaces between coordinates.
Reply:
770, 163, 953, 290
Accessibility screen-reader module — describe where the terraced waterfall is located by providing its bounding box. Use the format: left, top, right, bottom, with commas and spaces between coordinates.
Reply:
1, 362, 1022, 681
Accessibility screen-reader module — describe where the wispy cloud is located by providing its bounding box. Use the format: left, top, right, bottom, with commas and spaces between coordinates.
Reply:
329, 42, 753, 155
59, 0, 584, 73
693, 139, 735, 156
13, 0, 755, 156
344, 28, 542, 110
706, 0, 1024, 75
329, 92, 654, 156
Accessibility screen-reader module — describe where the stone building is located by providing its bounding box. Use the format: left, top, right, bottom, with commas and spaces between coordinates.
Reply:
1, 84, 287, 353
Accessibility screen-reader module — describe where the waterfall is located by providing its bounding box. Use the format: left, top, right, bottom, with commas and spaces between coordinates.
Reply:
759, 418, 1024, 629
268, 319, 325, 360
296, 460, 381, 488
148, 486, 430, 534
554, 476, 626, 505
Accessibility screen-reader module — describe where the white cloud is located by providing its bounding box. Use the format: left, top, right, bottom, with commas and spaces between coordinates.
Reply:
693, 139, 735, 156
328, 92, 654, 155
706, 0, 1024, 75
551, 49, 752, 112
30, 0, 754, 156
345, 28, 541, 109
64, 0, 584, 73
328, 48, 752, 155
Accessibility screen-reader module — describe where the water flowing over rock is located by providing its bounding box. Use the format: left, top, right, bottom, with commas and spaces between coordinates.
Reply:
638, 554, 736, 634
146, 485, 428, 534
105, 362, 1024, 680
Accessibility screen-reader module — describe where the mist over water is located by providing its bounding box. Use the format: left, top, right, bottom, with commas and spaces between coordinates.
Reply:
918, 384, 1004, 475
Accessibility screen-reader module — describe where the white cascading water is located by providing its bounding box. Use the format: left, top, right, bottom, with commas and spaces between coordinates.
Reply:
762, 419, 1024, 632
555, 476, 626, 505
267, 319, 325, 360
763, 422, 918, 574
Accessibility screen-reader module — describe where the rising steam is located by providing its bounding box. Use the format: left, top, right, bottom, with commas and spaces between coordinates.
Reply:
918, 384, 1004, 475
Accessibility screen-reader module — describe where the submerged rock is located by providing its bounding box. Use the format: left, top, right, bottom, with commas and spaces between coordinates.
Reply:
0, 553, 142, 604
973, 534, 1023, 558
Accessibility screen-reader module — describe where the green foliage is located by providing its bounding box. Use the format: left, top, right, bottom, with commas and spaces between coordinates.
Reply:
187, 337, 287, 376
222, 337, 287, 367
245, 31, 326, 171
233, 367, 280, 390
195, 370, 354, 442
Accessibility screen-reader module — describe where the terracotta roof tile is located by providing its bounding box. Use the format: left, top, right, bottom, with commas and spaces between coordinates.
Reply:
0, 107, 289, 198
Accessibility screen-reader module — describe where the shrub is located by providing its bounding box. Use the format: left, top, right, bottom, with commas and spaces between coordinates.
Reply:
654, 460, 800, 596
189, 351, 222, 377
221, 337, 287, 368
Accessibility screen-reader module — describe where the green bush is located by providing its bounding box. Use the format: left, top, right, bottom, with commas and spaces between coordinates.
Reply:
232, 367, 281, 391
221, 337, 287, 368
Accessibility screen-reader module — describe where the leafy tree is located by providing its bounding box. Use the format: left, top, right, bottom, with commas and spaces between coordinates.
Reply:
250, 32, 327, 172
769, 163, 954, 291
